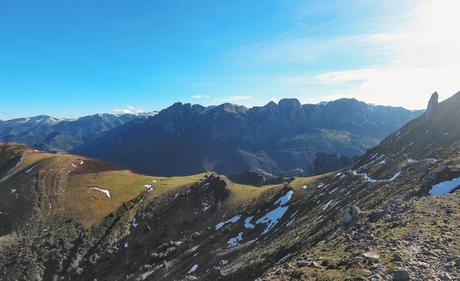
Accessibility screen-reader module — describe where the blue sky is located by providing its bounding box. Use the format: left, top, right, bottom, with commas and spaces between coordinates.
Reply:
1, 0, 459, 119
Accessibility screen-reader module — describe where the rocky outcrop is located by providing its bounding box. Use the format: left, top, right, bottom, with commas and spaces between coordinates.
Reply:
426, 92, 439, 121
343, 205, 361, 227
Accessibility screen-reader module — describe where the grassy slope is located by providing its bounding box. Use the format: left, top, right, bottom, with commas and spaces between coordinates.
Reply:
2, 143, 300, 229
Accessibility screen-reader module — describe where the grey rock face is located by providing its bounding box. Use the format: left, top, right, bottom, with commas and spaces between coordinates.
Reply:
426, 92, 439, 120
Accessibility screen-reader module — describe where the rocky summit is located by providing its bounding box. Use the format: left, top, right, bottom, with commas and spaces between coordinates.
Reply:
0, 93, 459, 281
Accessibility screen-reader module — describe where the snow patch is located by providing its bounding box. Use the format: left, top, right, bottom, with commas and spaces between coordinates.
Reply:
201, 201, 211, 212
369, 152, 379, 159
215, 215, 241, 230
408, 158, 437, 164
352, 171, 401, 183
227, 232, 243, 247
255, 191, 293, 235
89, 187, 111, 198
188, 264, 198, 273
329, 187, 339, 194
357, 154, 385, 170
429, 176, 460, 195
244, 216, 255, 229
132, 218, 139, 229
322, 199, 334, 210
274, 190, 294, 205
25, 164, 38, 174
144, 184, 154, 192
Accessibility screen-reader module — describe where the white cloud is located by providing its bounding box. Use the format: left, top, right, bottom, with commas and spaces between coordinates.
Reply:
314, 0, 460, 109
192, 94, 210, 99
112, 105, 145, 115
316, 68, 382, 85
225, 0, 460, 109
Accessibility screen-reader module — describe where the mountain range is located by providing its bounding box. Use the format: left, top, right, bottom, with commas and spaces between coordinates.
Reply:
0, 92, 458, 280
0, 112, 156, 152
75, 98, 421, 177
0, 99, 421, 178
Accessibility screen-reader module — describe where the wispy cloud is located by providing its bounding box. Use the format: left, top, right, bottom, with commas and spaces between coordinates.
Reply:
232, 37, 344, 65
312, 0, 460, 109
112, 105, 145, 114
227, 0, 460, 109
316, 68, 381, 85
222, 96, 252, 102
230, 31, 397, 68
191, 94, 210, 99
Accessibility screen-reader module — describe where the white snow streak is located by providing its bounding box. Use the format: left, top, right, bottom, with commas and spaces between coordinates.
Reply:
89, 187, 111, 198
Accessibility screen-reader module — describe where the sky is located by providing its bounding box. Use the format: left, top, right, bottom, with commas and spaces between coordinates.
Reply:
1, 0, 459, 119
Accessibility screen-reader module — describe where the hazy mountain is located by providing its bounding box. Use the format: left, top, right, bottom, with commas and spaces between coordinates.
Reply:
0, 112, 157, 152
0, 92, 458, 281
75, 98, 421, 177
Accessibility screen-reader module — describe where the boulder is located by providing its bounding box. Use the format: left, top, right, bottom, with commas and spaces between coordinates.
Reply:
367, 209, 385, 223
296, 260, 309, 268
393, 269, 410, 281
393, 252, 403, 262
344, 206, 361, 226
363, 252, 380, 263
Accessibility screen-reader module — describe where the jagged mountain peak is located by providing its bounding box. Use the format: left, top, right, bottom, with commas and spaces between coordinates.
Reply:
278, 98, 301, 109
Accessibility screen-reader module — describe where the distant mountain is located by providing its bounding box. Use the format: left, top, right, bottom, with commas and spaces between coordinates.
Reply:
0, 112, 157, 152
75, 98, 422, 177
